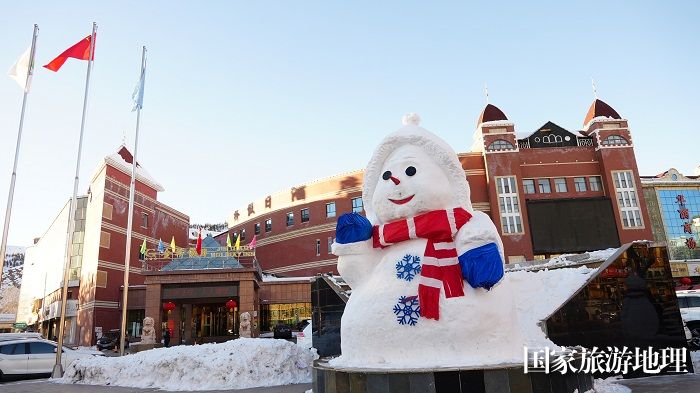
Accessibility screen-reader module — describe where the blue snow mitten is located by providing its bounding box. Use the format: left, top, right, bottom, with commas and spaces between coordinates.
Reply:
335, 213, 373, 244
458, 242, 504, 290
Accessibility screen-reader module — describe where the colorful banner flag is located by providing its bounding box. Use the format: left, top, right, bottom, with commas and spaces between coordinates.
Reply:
157, 238, 165, 253
196, 229, 202, 255
170, 236, 176, 252
249, 235, 257, 249
234, 233, 241, 250
132, 57, 146, 111
226, 233, 232, 248
44, 33, 95, 72
8, 47, 33, 92
139, 238, 147, 256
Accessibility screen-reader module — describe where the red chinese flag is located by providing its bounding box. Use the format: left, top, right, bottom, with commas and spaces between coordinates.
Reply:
196, 229, 202, 255
44, 34, 96, 72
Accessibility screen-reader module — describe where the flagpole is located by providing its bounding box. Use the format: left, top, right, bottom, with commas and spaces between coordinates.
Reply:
52, 21, 97, 379
0, 24, 38, 285
119, 45, 146, 356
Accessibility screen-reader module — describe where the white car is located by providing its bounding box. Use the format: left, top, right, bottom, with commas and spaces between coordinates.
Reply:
676, 290, 700, 348
0, 337, 103, 380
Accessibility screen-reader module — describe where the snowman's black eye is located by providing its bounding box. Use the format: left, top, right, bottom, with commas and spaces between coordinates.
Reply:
382, 171, 392, 180
405, 166, 416, 176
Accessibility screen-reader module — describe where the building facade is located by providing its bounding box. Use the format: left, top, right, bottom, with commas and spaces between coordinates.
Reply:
222, 99, 653, 275
17, 147, 190, 346
641, 168, 700, 280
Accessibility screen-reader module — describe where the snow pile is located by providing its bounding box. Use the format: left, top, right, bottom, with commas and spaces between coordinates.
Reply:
692, 350, 700, 372
591, 378, 631, 393
59, 338, 317, 391
509, 266, 595, 349
506, 248, 616, 272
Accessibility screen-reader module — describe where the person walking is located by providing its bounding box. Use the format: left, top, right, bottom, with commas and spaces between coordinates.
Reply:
163, 328, 171, 348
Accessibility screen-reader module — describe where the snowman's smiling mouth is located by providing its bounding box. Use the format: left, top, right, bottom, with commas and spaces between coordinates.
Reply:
389, 195, 415, 205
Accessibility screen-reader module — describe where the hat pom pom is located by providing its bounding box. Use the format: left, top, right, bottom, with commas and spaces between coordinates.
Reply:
401, 113, 421, 126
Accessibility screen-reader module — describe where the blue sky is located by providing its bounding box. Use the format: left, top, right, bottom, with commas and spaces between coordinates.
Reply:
1, 1, 698, 246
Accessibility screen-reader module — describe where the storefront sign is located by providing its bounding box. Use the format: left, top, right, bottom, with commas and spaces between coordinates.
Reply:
144, 246, 255, 260
670, 262, 689, 278
162, 284, 238, 300
12, 322, 27, 329
686, 263, 700, 277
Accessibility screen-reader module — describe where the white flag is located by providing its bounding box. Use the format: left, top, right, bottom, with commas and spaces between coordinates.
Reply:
131, 62, 146, 111
8, 47, 33, 92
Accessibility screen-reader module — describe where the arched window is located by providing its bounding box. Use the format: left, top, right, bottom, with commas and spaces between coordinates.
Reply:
486, 139, 515, 152
542, 134, 563, 144
602, 135, 629, 146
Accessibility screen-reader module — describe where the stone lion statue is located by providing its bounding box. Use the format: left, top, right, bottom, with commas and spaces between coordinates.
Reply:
239, 312, 252, 338
141, 316, 156, 344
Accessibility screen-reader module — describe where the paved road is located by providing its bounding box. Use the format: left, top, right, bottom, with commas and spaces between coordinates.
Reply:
617, 373, 700, 393
0, 379, 311, 393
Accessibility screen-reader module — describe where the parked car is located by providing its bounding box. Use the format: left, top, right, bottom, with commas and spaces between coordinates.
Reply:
96, 329, 122, 351
676, 290, 700, 349
0, 337, 103, 380
273, 322, 292, 339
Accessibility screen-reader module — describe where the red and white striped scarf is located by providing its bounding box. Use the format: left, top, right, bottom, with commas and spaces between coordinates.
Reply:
372, 208, 472, 320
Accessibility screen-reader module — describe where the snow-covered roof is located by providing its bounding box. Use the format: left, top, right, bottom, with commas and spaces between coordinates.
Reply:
104, 146, 164, 192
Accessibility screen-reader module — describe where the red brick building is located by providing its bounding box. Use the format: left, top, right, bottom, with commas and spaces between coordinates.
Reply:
18, 146, 190, 346
221, 99, 653, 275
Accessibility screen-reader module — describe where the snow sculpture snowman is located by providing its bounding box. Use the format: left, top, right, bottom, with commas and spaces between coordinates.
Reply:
331, 114, 523, 368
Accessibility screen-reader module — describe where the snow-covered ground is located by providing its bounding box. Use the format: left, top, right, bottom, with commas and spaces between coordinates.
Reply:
593, 378, 632, 393
59, 338, 317, 391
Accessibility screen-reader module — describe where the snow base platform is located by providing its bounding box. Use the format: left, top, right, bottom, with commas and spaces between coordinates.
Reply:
313, 358, 593, 393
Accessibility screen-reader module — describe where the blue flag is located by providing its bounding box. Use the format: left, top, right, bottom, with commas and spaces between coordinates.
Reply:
131, 59, 146, 111
157, 238, 165, 253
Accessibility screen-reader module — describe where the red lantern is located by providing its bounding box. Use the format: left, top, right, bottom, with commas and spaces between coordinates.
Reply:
163, 301, 176, 312
680, 277, 692, 286
226, 299, 237, 311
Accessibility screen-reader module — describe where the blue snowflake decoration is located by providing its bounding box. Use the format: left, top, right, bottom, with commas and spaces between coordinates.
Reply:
395, 254, 421, 281
393, 295, 420, 326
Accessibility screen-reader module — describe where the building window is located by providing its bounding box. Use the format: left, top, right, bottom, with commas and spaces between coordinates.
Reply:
486, 139, 515, 152
102, 203, 113, 220
613, 171, 643, 228
589, 176, 602, 192
352, 197, 363, 213
240, 229, 246, 241
141, 213, 148, 228
327, 237, 333, 253
554, 178, 567, 193
496, 177, 523, 234
301, 208, 310, 223
96, 270, 108, 288
522, 179, 536, 194
265, 219, 272, 233
316, 239, 321, 256
574, 177, 587, 192
254, 223, 261, 235
537, 179, 551, 194
602, 135, 630, 146
326, 202, 336, 218
286, 212, 294, 226
100, 231, 110, 248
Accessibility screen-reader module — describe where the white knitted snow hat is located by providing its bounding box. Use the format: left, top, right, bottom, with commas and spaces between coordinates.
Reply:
363, 113, 473, 224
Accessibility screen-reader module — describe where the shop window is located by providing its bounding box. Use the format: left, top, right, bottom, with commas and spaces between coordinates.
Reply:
254, 222, 261, 235
102, 202, 113, 220
301, 208, 310, 223
589, 176, 602, 192
99, 231, 110, 248
554, 178, 567, 193
574, 177, 587, 192
522, 179, 536, 194
286, 212, 294, 227
537, 179, 551, 194
352, 198, 363, 213
326, 202, 336, 218
265, 219, 272, 233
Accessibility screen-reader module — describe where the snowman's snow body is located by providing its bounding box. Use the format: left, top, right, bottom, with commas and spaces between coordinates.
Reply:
331, 116, 523, 368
